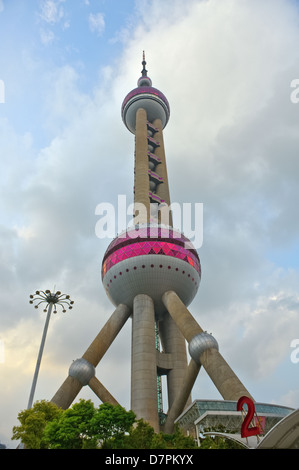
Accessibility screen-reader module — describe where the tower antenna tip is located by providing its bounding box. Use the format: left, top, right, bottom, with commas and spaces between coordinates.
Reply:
141, 51, 147, 77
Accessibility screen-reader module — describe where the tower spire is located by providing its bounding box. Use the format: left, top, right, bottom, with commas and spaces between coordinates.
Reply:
137, 51, 152, 87
142, 50, 147, 77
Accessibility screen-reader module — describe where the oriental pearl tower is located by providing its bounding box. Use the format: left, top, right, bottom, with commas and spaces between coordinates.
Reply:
51, 54, 253, 433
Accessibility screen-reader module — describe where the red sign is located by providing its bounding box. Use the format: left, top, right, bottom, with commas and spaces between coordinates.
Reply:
237, 396, 261, 438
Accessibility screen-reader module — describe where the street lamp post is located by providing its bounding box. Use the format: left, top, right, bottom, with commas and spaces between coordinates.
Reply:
27, 290, 74, 409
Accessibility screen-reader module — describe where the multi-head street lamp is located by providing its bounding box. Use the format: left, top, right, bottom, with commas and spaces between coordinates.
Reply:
27, 290, 74, 409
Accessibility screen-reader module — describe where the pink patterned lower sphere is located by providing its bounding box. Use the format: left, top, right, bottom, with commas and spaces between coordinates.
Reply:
101, 225, 201, 317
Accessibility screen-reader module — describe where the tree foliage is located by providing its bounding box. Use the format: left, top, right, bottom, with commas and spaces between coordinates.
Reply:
98, 419, 197, 449
198, 424, 245, 449
12, 398, 239, 449
12, 400, 62, 449
199, 434, 244, 449
89, 402, 136, 446
43, 400, 136, 449
43, 399, 97, 449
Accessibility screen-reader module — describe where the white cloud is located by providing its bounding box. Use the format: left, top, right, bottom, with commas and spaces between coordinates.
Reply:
39, 28, 55, 45
14, 225, 36, 241
37, 0, 68, 45
88, 12, 105, 36
38, 0, 65, 25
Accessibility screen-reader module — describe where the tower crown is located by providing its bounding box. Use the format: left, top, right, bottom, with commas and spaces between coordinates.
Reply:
121, 53, 170, 134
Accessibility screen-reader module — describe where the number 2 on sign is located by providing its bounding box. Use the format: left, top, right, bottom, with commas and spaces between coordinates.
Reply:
237, 396, 260, 438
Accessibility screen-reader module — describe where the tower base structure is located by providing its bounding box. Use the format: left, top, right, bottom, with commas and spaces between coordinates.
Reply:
51, 290, 253, 433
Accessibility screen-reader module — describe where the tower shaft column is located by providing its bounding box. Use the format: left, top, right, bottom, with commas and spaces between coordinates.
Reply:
134, 107, 150, 224
153, 118, 173, 226
131, 294, 159, 432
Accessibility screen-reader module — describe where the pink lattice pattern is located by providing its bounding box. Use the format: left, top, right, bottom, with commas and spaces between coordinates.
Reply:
102, 239, 200, 278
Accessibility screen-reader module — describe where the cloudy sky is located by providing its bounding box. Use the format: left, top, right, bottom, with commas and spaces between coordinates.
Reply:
1, 0, 299, 448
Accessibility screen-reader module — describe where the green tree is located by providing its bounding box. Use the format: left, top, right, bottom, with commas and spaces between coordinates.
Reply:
106, 419, 197, 450
115, 419, 158, 449
198, 424, 245, 449
43, 400, 136, 449
12, 399, 200, 450
91, 403, 136, 448
161, 425, 197, 449
43, 399, 97, 449
12, 400, 62, 449
199, 434, 244, 449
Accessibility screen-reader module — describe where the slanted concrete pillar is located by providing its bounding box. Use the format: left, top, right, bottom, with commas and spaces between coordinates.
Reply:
88, 376, 119, 405
51, 375, 83, 410
162, 291, 254, 402
82, 304, 131, 366
162, 290, 203, 341
51, 304, 130, 409
164, 358, 201, 434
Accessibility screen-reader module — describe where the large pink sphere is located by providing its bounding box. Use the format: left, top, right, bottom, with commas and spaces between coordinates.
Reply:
102, 225, 201, 318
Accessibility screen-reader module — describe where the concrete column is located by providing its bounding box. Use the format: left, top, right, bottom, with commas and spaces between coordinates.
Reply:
164, 359, 201, 434
153, 118, 172, 226
159, 311, 190, 409
83, 303, 131, 366
51, 304, 131, 409
88, 376, 119, 405
199, 348, 254, 402
134, 107, 150, 224
162, 291, 254, 402
162, 291, 203, 342
131, 294, 159, 432
51, 375, 83, 409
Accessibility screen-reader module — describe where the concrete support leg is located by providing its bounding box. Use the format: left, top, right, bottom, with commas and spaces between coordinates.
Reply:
164, 359, 201, 434
159, 311, 190, 409
82, 304, 131, 367
199, 348, 254, 402
162, 291, 203, 341
162, 291, 254, 402
51, 304, 131, 409
88, 376, 119, 405
51, 375, 83, 410
131, 294, 159, 432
